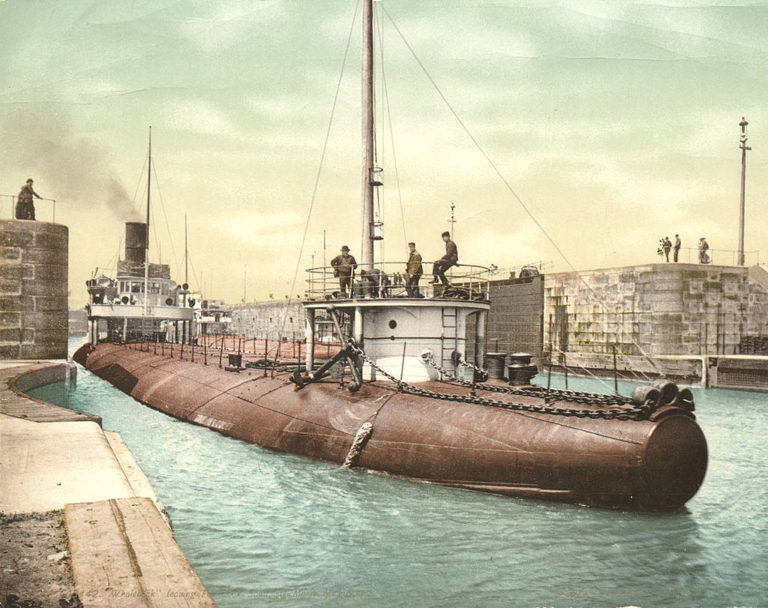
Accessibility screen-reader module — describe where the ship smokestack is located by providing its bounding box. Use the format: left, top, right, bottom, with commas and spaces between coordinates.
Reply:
125, 222, 147, 270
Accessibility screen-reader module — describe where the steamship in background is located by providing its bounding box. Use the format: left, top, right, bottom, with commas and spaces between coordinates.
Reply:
85, 221, 195, 344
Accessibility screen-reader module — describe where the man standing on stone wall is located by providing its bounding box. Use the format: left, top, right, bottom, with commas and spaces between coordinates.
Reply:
698, 237, 710, 264
662, 236, 672, 262
15, 178, 42, 220
673, 234, 681, 262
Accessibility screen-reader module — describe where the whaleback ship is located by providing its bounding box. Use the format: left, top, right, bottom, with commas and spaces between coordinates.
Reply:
75, 0, 707, 510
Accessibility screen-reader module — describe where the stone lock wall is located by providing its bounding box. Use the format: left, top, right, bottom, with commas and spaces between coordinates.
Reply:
0, 219, 68, 359
542, 263, 768, 375
229, 301, 305, 340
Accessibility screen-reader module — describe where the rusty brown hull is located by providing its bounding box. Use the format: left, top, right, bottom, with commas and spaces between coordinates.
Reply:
74, 343, 707, 510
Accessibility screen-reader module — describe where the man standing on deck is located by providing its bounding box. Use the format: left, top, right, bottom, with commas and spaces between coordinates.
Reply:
405, 242, 423, 297
673, 234, 681, 262
330, 245, 357, 297
430, 231, 458, 285
15, 178, 42, 220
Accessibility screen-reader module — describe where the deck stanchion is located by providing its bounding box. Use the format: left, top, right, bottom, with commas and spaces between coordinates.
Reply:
564, 352, 568, 390
297, 341, 302, 372
399, 342, 407, 385
218, 342, 223, 369
547, 347, 553, 396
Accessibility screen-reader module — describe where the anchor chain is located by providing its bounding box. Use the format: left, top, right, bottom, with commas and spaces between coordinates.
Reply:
423, 352, 635, 407
348, 344, 654, 421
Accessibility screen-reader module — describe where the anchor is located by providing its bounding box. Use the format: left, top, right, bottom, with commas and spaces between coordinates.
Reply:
290, 306, 363, 392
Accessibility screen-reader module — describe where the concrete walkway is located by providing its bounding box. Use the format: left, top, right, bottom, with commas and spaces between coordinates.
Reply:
0, 360, 215, 606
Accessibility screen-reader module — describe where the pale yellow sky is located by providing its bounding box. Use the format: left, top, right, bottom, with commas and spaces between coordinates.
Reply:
1, 0, 766, 306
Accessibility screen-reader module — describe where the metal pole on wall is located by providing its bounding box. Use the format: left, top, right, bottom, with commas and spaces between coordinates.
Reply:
738, 117, 750, 266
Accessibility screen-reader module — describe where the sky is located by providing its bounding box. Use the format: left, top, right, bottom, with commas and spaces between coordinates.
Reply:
1, 0, 766, 307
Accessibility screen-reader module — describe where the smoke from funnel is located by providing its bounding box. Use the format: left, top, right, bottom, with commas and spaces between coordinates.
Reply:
0, 109, 142, 221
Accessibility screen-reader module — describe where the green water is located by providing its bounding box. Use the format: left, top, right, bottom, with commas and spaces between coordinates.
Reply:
28, 341, 768, 607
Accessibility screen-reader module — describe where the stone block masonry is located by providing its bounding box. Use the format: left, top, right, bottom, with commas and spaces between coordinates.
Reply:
229, 301, 305, 340
0, 219, 68, 359
542, 263, 768, 377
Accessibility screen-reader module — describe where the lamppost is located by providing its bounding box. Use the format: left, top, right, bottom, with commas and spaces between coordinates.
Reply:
738, 117, 750, 266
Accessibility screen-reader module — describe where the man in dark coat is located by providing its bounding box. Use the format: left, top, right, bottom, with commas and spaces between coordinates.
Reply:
330, 245, 357, 297
405, 241, 423, 296
15, 178, 42, 220
430, 231, 458, 285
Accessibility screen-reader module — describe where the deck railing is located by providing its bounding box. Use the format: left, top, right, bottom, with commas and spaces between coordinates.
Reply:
2, 194, 58, 223
660, 247, 759, 266
304, 261, 492, 302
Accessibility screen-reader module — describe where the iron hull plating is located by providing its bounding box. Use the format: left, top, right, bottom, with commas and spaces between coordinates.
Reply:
74, 342, 707, 510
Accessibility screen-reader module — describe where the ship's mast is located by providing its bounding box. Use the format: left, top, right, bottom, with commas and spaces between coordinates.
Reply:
143, 126, 151, 317
360, 0, 375, 271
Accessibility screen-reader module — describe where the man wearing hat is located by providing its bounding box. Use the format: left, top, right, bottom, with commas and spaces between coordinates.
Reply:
430, 231, 458, 285
330, 245, 358, 297
405, 241, 423, 296
15, 178, 42, 220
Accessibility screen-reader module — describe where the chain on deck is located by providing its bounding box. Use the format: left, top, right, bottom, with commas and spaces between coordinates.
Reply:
348, 342, 655, 421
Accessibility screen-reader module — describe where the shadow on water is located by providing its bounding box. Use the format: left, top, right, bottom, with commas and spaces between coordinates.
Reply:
22, 340, 768, 608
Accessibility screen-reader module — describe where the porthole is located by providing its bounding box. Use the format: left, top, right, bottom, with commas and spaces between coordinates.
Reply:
388, 319, 397, 329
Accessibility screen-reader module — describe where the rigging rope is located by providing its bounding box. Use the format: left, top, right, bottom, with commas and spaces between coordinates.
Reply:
425, 352, 635, 406
278, 0, 361, 342
381, 5, 664, 377
377, 7, 409, 250
546, 344, 649, 391
151, 159, 181, 279
131, 157, 148, 212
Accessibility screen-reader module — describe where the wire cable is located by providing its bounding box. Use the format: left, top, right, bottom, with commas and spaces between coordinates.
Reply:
382, 5, 663, 376
278, 0, 361, 342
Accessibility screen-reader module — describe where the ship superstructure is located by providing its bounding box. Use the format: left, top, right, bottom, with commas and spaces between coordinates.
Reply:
85, 221, 194, 343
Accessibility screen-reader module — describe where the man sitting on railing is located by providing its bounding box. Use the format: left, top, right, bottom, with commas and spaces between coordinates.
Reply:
430, 231, 458, 285
15, 178, 42, 220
